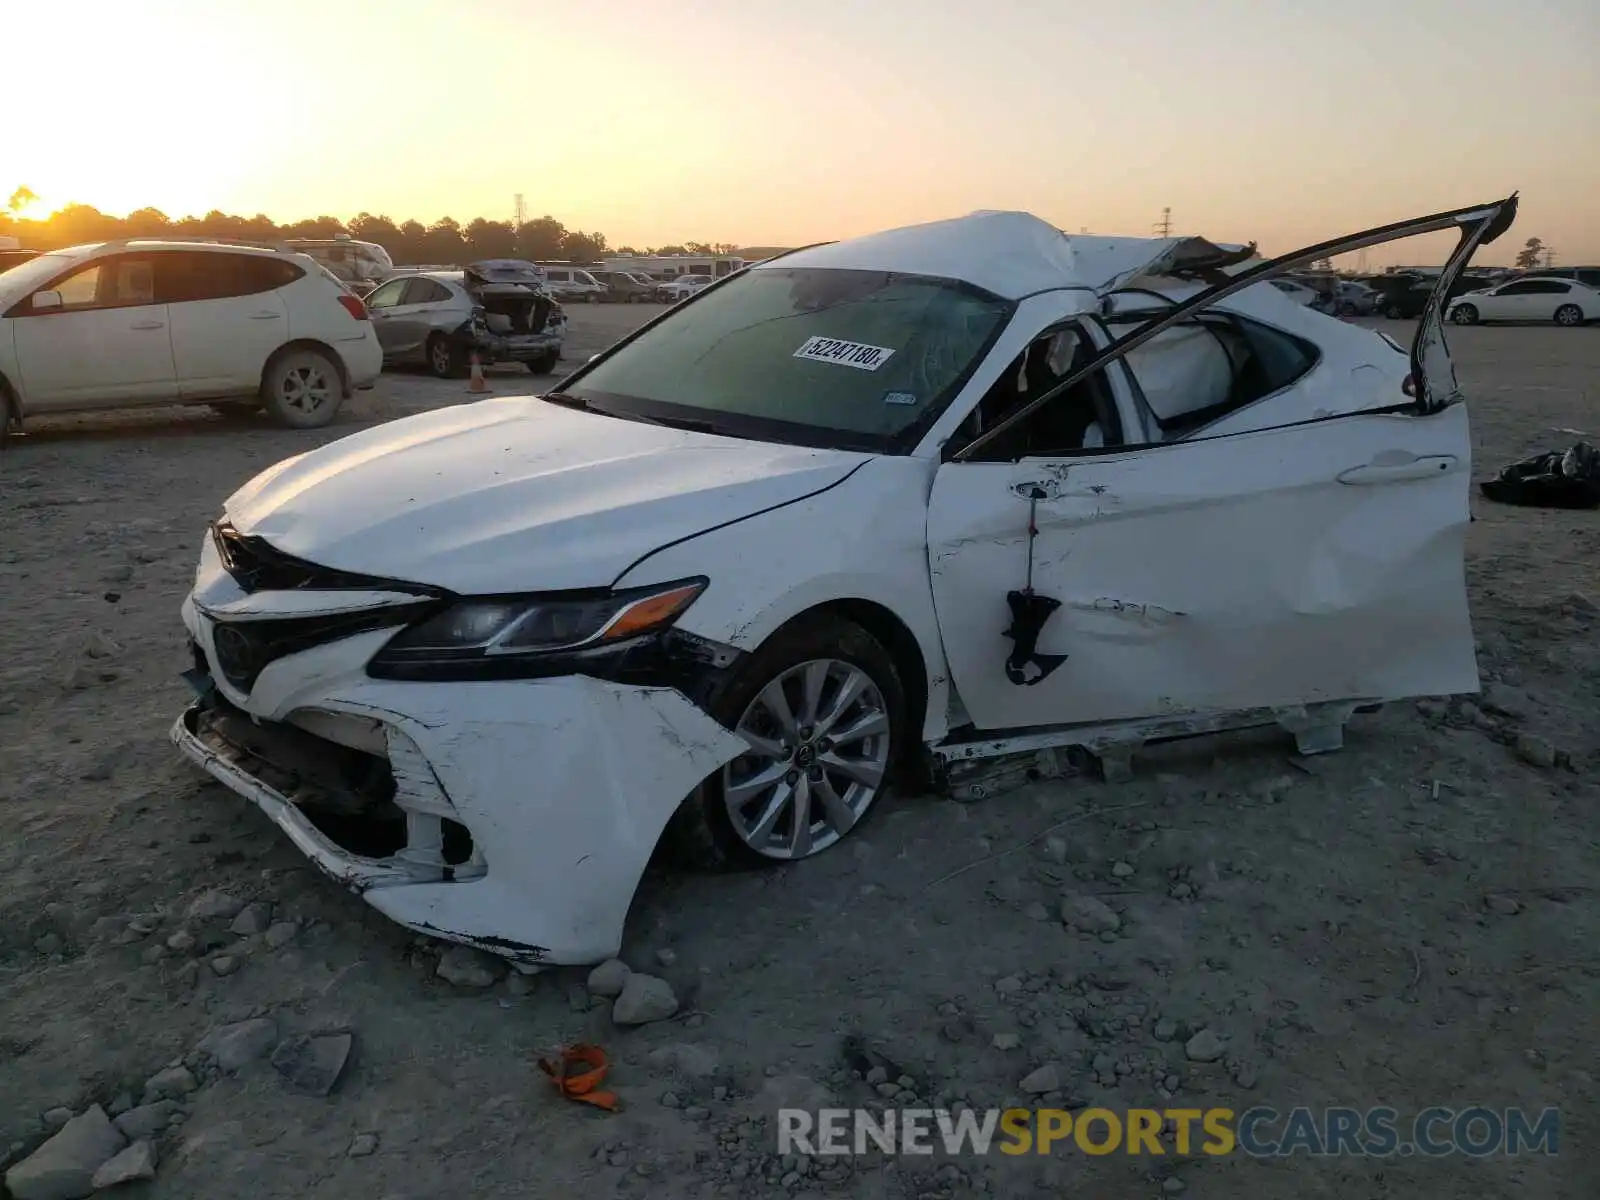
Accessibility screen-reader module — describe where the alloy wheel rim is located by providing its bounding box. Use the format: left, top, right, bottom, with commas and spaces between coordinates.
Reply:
281, 364, 331, 413
723, 658, 891, 860
432, 342, 451, 373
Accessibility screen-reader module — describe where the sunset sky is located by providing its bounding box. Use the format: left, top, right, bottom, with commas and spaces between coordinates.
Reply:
9, 0, 1598, 265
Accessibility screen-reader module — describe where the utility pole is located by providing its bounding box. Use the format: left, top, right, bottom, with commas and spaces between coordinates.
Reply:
513, 193, 526, 230
1544, 245, 1556, 268
1154, 207, 1172, 238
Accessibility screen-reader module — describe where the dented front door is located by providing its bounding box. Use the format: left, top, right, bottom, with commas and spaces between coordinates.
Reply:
926, 194, 1516, 733
926, 403, 1479, 731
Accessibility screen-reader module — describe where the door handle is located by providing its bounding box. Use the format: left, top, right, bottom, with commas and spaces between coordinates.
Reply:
249, 312, 282, 320
130, 320, 165, 330
1337, 455, 1458, 486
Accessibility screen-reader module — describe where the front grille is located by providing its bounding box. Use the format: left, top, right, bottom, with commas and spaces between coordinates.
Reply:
213, 523, 441, 596
210, 606, 434, 693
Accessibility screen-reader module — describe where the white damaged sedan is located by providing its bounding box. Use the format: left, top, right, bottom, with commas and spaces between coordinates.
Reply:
173, 194, 1518, 966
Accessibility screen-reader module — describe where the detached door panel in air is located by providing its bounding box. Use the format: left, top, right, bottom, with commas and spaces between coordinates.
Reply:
927, 404, 1477, 732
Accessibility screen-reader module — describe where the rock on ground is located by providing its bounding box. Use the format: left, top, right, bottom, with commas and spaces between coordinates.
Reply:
271, 1033, 353, 1096
435, 945, 503, 988
611, 973, 678, 1025
5, 1104, 124, 1200
1185, 1029, 1225, 1063
1019, 1064, 1063, 1094
185, 890, 246, 921
112, 1103, 180, 1142
586, 958, 631, 998
90, 1140, 157, 1189
229, 901, 274, 936
142, 1065, 198, 1101
196, 1017, 279, 1072
1061, 894, 1121, 934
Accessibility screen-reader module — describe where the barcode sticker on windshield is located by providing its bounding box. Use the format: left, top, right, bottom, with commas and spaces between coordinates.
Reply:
793, 336, 895, 371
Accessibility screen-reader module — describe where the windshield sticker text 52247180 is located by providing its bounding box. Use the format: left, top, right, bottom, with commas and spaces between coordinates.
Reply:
793, 336, 896, 372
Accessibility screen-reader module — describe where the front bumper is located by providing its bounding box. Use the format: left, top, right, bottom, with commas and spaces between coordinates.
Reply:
173, 597, 746, 965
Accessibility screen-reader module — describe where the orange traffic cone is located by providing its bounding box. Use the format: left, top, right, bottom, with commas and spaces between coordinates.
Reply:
467, 352, 489, 394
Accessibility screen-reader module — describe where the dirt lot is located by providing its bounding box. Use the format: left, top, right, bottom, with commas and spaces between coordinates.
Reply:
1, 306, 1596, 1199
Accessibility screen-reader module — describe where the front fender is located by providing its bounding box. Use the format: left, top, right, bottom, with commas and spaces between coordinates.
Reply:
612, 457, 953, 743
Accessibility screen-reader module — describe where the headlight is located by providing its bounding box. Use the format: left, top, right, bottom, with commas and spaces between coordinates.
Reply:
367, 578, 706, 673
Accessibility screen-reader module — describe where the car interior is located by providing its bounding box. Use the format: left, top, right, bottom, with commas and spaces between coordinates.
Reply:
954, 327, 1124, 460
953, 302, 1323, 461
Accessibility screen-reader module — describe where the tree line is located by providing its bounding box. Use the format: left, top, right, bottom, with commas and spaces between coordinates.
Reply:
1, 190, 743, 265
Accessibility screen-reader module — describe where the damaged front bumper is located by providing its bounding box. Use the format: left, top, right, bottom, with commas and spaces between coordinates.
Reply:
171, 622, 746, 965
475, 329, 564, 365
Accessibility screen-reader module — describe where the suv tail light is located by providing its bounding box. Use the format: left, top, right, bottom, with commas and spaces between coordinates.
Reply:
337, 294, 369, 321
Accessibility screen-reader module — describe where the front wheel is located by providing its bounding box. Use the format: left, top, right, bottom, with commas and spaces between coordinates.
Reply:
663, 615, 906, 870
1451, 304, 1479, 326
1554, 304, 1584, 327
1383, 302, 1404, 319
260, 349, 342, 429
525, 351, 560, 375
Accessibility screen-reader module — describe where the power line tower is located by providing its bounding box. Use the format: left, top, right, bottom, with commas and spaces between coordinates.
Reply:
1154, 207, 1172, 238
1544, 245, 1556, 268
513, 193, 526, 230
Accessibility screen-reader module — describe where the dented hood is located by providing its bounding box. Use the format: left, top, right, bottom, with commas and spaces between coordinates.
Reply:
224, 398, 866, 594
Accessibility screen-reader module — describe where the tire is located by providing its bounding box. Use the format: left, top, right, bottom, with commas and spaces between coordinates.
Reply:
1555, 304, 1584, 327
426, 334, 466, 379
0, 382, 17, 451
525, 351, 559, 375
1383, 302, 1404, 319
259, 348, 343, 429
662, 614, 907, 871
1451, 304, 1478, 326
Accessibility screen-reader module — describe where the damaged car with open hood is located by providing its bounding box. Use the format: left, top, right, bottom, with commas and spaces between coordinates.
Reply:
172, 194, 1518, 967
365, 259, 566, 378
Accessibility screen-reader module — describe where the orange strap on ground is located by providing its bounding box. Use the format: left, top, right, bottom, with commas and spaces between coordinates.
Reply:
538, 1044, 620, 1111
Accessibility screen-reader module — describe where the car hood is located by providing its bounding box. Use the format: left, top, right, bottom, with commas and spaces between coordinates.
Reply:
224, 397, 868, 594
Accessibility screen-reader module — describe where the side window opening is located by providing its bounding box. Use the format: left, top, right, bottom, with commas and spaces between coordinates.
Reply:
1111, 312, 1319, 441
404, 279, 449, 305
54, 264, 105, 308
955, 326, 1125, 461
364, 278, 408, 309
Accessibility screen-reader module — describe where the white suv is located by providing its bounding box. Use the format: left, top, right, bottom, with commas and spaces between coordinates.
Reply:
0, 240, 382, 440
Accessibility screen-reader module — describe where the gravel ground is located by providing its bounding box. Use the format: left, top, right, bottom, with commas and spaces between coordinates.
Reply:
1, 307, 1596, 1199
